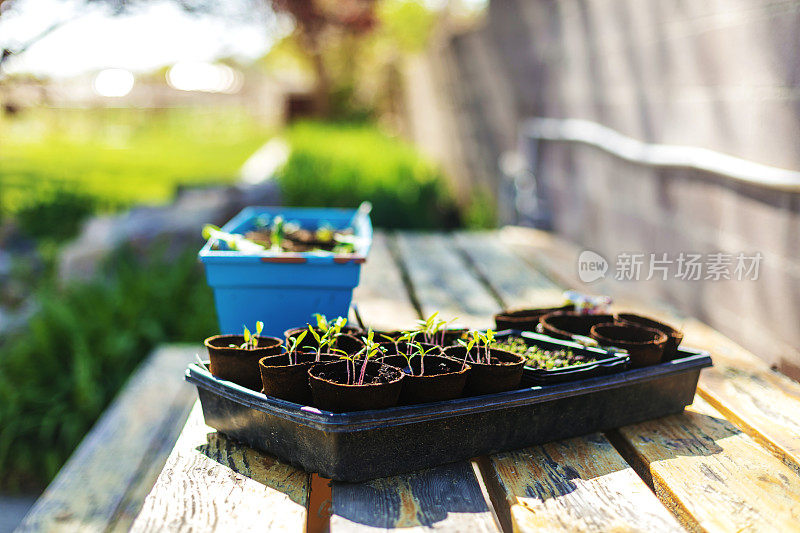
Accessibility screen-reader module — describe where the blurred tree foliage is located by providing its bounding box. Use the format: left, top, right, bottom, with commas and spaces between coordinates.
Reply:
261, 0, 438, 121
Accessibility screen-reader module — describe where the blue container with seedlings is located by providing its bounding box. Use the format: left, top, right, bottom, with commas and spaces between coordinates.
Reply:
199, 204, 373, 337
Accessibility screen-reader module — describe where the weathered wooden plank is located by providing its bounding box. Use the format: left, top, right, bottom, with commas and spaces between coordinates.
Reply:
17, 345, 198, 533
130, 402, 309, 533
393, 232, 497, 329
611, 396, 800, 532
351, 231, 419, 331
454, 231, 565, 309
330, 462, 499, 532
455, 231, 685, 532
330, 232, 500, 532
501, 225, 800, 475
479, 434, 683, 533
680, 321, 800, 476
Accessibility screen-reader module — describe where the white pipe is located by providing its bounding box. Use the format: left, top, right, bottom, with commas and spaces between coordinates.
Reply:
522, 118, 800, 191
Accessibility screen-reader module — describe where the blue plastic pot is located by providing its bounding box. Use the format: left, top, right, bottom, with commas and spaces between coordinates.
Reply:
199, 206, 372, 336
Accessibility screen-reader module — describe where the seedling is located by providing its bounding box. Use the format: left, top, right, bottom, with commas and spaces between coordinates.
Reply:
414, 312, 459, 345
270, 216, 285, 251
401, 342, 439, 376
229, 321, 264, 349
316, 223, 335, 243
458, 329, 496, 366
202, 224, 265, 253
305, 314, 348, 361
457, 334, 477, 371
286, 330, 308, 365
332, 233, 357, 254
349, 329, 384, 386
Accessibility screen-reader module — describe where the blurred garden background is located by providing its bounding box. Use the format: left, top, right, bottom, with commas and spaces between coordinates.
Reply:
7, 0, 800, 528
0, 0, 489, 506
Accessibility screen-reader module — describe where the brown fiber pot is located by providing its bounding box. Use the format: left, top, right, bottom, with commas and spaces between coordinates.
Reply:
589, 324, 668, 369
204, 334, 283, 391
444, 346, 525, 395
615, 313, 684, 360
308, 361, 404, 413
494, 305, 574, 332
258, 352, 336, 404
539, 312, 616, 340
380, 355, 470, 404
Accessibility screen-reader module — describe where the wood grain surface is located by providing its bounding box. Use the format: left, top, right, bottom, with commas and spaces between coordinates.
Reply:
330, 462, 500, 532
351, 232, 419, 331
393, 232, 497, 329
480, 434, 683, 533
130, 403, 309, 533
612, 396, 800, 532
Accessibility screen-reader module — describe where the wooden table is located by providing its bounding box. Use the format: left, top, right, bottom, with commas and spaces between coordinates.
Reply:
130, 229, 800, 533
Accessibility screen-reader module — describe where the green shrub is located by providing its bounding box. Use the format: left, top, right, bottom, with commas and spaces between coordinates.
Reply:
15, 190, 97, 243
277, 122, 460, 229
0, 244, 217, 491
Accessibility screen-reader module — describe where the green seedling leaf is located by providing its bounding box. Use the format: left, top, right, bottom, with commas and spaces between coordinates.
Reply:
202, 224, 221, 241
314, 313, 329, 332
256, 321, 264, 336
292, 330, 307, 350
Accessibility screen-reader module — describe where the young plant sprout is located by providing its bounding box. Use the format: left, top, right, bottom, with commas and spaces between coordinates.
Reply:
285, 330, 308, 365
350, 329, 385, 386
305, 314, 348, 361
404, 342, 439, 376
392, 330, 421, 360
316, 223, 335, 243
332, 233, 357, 254
229, 321, 264, 349
202, 224, 265, 253
414, 312, 459, 344
270, 216, 285, 251
457, 329, 496, 367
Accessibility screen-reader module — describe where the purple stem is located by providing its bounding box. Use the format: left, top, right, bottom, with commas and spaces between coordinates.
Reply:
358, 357, 369, 385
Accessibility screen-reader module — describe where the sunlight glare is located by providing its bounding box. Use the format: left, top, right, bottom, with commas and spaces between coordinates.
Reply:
93, 68, 135, 97
166, 61, 243, 94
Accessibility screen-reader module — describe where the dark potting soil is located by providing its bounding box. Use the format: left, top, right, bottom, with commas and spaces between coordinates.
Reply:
381, 355, 459, 376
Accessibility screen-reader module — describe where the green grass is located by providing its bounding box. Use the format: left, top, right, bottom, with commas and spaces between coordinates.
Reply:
278, 121, 461, 229
0, 106, 271, 214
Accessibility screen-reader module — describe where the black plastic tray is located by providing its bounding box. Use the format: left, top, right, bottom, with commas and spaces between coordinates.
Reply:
186, 347, 712, 482
494, 330, 630, 385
